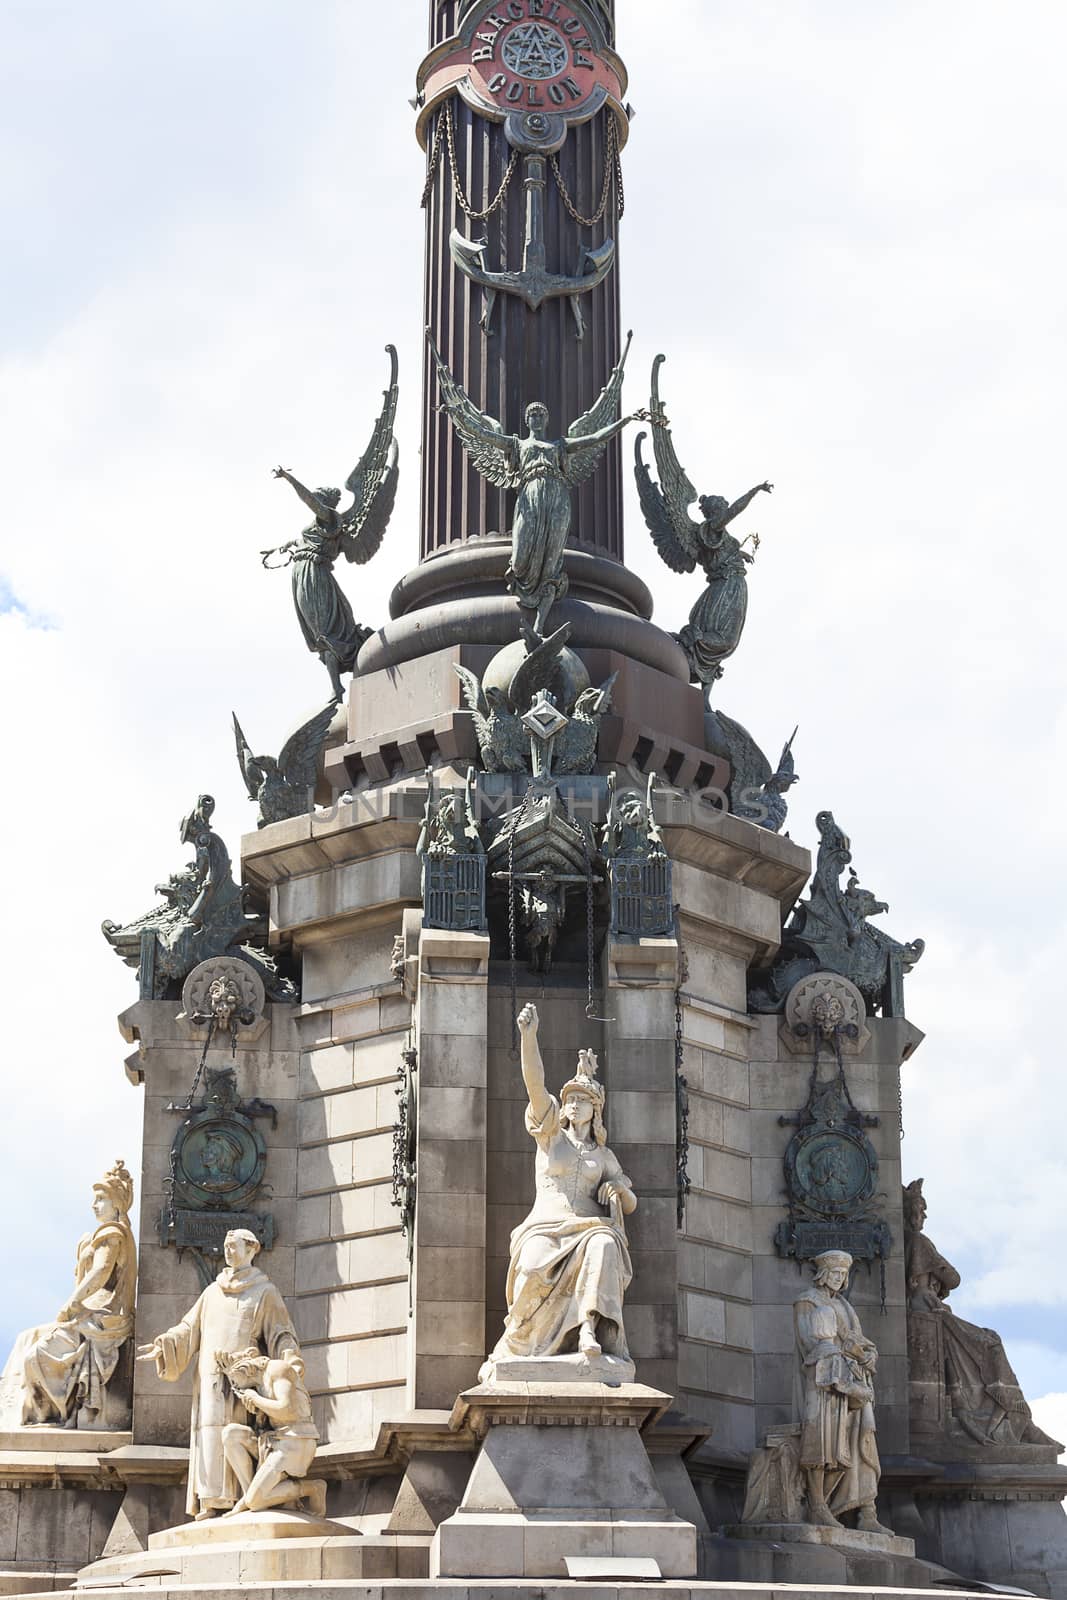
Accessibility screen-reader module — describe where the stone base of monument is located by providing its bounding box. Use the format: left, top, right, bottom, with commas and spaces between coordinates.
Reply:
723, 1520, 916, 1558
431, 1382, 697, 1580
711, 1518, 925, 1590
75, 1510, 432, 1588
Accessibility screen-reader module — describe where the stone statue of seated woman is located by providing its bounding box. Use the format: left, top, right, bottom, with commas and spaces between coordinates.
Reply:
480, 1003, 637, 1382
0, 1161, 136, 1431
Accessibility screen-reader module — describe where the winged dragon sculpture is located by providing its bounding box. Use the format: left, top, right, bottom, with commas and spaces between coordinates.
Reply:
263, 345, 399, 700
428, 330, 646, 637
635, 353, 771, 702
232, 703, 337, 828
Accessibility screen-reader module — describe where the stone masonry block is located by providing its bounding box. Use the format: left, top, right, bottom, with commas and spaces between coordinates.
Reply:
352, 1131, 395, 1183
298, 1141, 353, 1194
753, 1301, 795, 1354
417, 1191, 486, 1247
327, 1085, 386, 1139
419, 1086, 487, 1142
419, 985, 489, 1038
330, 1182, 397, 1237
700, 1145, 751, 1203
348, 1230, 407, 1283
609, 1089, 677, 1144
418, 1139, 484, 1194
414, 1300, 485, 1357
352, 1031, 406, 1084
413, 1245, 485, 1303
683, 1290, 726, 1344
711, 1345, 756, 1401
418, 1032, 486, 1089
686, 1094, 725, 1146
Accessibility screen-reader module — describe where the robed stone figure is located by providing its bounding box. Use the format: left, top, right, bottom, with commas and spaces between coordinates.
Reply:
139, 1230, 299, 1519
1, 1160, 137, 1429
794, 1250, 888, 1531
482, 1003, 637, 1376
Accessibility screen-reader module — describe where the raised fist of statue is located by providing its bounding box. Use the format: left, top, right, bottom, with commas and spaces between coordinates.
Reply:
516, 1003, 539, 1038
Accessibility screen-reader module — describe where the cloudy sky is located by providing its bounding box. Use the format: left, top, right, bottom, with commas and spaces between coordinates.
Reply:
1, 0, 1064, 1442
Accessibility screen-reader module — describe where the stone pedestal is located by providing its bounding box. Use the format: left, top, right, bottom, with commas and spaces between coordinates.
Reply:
75, 1508, 433, 1588
724, 1519, 915, 1558
431, 1382, 697, 1580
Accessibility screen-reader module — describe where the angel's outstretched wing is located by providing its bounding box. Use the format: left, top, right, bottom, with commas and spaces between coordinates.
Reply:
340, 345, 400, 565
232, 713, 263, 801
428, 334, 522, 490
278, 703, 337, 791
563, 330, 632, 488
453, 664, 489, 735
507, 623, 572, 714
636, 354, 704, 569
634, 433, 697, 573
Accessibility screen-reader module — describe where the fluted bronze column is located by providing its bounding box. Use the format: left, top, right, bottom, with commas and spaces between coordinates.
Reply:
418, 0, 627, 564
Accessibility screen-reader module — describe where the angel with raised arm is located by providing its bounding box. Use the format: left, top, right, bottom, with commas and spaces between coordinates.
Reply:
429, 331, 646, 638
635, 354, 772, 703
263, 346, 399, 701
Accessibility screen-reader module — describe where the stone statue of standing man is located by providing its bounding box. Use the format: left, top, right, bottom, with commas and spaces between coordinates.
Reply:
138, 1230, 308, 1521
741, 1250, 893, 1536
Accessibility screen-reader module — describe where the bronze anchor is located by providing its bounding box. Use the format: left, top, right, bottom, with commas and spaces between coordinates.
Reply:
450, 153, 615, 339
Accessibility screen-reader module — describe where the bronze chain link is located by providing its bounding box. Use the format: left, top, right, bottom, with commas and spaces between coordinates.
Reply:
550, 114, 625, 226
422, 101, 520, 221
423, 102, 624, 227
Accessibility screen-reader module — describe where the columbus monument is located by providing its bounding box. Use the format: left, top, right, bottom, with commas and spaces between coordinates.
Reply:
1, 2, 1064, 1598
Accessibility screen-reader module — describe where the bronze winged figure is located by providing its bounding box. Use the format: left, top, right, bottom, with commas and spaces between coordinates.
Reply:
635, 353, 771, 703
452, 665, 528, 775
428, 330, 645, 639
263, 346, 399, 701
553, 673, 618, 776
233, 703, 337, 828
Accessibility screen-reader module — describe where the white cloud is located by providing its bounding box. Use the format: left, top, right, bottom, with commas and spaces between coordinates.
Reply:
0, 0, 1064, 1396
1031, 1394, 1067, 1462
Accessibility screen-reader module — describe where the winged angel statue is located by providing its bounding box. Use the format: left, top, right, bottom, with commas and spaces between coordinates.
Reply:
428, 332, 646, 638
635, 354, 772, 701
263, 346, 399, 701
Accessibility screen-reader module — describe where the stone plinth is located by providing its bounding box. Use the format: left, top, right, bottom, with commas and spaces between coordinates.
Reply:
76, 1509, 430, 1588
146, 1509, 355, 1547
724, 1519, 915, 1558
0, 1428, 131, 1455
485, 1353, 635, 1385
432, 1383, 697, 1580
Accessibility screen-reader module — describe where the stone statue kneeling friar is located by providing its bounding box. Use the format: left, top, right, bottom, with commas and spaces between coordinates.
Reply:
741, 1250, 893, 1536
138, 1228, 318, 1520
481, 1002, 637, 1380
0, 1160, 137, 1431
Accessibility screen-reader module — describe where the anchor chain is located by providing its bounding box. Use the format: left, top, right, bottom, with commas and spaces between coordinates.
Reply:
506, 786, 533, 1055
581, 824, 612, 1023
422, 101, 521, 221
673, 907, 691, 1230
423, 101, 623, 227
550, 114, 625, 226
